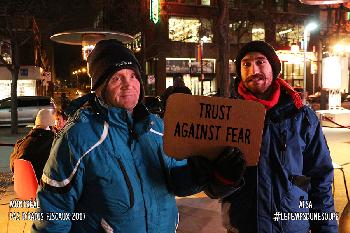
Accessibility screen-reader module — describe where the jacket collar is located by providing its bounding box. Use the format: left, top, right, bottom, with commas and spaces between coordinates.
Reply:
266, 90, 301, 122
94, 97, 150, 127
66, 93, 151, 131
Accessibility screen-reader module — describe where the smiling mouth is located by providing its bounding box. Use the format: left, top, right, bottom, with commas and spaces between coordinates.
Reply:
247, 75, 265, 83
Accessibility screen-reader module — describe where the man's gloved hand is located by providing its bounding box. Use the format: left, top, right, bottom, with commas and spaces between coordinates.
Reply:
187, 156, 213, 186
214, 147, 246, 186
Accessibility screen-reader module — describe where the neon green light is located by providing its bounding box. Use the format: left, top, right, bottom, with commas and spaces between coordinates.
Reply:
150, 0, 159, 24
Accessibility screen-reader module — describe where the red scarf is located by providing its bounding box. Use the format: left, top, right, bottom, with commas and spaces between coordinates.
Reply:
237, 78, 303, 110
238, 79, 280, 110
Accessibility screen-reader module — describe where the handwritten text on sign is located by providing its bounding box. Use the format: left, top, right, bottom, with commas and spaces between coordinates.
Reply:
163, 94, 266, 166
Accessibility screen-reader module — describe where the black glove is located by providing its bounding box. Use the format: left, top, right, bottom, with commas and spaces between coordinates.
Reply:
214, 147, 246, 186
187, 156, 213, 187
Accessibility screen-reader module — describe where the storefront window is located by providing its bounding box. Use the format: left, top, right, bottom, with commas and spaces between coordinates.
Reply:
0, 40, 12, 64
252, 23, 265, 41
0, 80, 36, 100
166, 58, 215, 74
283, 62, 304, 87
190, 77, 216, 96
276, 24, 304, 46
240, 0, 264, 9
229, 20, 253, 44
169, 17, 213, 43
272, 0, 285, 12
228, 0, 239, 8
166, 59, 191, 73
201, 0, 211, 6
179, 0, 196, 5
165, 0, 211, 5
165, 58, 216, 95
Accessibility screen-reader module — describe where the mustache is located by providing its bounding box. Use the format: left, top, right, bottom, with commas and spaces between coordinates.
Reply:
245, 73, 266, 83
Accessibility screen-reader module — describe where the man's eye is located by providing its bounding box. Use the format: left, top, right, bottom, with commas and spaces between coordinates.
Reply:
111, 76, 120, 82
256, 60, 265, 65
242, 62, 251, 67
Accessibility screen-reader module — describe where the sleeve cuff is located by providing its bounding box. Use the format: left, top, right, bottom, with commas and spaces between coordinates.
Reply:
214, 170, 240, 187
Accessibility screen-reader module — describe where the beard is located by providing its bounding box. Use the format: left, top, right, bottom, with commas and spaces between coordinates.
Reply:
243, 73, 273, 95
244, 73, 266, 85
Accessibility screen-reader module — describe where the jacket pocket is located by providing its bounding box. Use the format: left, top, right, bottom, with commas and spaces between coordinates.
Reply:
280, 183, 310, 232
116, 158, 134, 208
90, 154, 135, 217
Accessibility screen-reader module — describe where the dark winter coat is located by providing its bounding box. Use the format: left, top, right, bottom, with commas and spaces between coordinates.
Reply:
10, 128, 55, 181
208, 88, 337, 233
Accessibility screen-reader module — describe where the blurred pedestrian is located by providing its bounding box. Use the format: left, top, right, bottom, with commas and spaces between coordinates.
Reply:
54, 109, 68, 131
161, 76, 192, 117
60, 92, 70, 110
206, 41, 337, 232
32, 39, 246, 233
10, 109, 55, 181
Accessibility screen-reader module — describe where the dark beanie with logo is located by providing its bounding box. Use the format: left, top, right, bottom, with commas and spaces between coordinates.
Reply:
87, 39, 144, 102
235, 41, 281, 82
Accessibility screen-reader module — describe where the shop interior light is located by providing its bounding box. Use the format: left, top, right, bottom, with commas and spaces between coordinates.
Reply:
334, 44, 344, 53
303, 21, 318, 104
291, 43, 300, 53
278, 28, 293, 35
253, 28, 265, 33
200, 36, 210, 43
299, 0, 350, 5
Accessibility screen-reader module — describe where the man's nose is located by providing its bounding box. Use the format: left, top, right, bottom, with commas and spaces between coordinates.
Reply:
121, 77, 132, 87
248, 63, 260, 75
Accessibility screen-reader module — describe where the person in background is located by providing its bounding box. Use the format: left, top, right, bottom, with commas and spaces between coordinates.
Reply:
10, 109, 55, 181
54, 109, 68, 131
60, 92, 70, 110
160, 76, 192, 117
31, 39, 246, 233
206, 41, 337, 232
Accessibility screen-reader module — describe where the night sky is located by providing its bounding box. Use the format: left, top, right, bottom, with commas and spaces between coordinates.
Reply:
53, 43, 86, 82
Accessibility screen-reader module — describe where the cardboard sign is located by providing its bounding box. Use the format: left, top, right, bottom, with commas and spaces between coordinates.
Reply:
163, 94, 266, 166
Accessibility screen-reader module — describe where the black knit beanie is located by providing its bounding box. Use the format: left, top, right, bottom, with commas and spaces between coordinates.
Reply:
235, 41, 281, 82
87, 39, 144, 102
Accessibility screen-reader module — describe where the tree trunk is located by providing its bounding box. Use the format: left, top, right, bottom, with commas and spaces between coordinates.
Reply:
10, 39, 19, 134
217, 0, 230, 97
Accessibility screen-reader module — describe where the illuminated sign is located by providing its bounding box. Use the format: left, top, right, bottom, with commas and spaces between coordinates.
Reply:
150, 0, 159, 24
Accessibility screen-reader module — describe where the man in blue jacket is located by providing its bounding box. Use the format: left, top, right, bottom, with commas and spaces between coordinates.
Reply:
31, 39, 246, 233
206, 41, 338, 232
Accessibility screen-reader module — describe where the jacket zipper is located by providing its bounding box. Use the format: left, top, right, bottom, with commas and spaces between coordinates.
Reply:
280, 131, 287, 166
116, 158, 135, 208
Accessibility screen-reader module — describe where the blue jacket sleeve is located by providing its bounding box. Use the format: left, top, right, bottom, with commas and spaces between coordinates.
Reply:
303, 109, 338, 232
31, 132, 84, 233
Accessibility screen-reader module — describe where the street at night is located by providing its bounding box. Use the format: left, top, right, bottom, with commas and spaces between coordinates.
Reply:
2, 0, 350, 232
1, 123, 350, 232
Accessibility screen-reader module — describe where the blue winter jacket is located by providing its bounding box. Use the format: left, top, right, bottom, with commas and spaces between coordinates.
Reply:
31, 98, 212, 233
210, 90, 338, 233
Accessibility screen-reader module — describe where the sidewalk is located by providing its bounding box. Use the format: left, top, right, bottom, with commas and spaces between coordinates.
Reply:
0, 126, 349, 233
0, 127, 31, 172
176, 193, 225, 233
